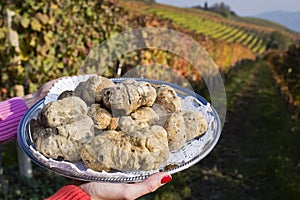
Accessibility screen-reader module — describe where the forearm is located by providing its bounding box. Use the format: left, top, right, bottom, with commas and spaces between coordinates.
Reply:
0, 77, 60, 143
0, 96, 30, 143
45, 185, 90, 200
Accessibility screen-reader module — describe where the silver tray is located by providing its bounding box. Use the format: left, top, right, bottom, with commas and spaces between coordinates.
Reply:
17, 77, 221, 183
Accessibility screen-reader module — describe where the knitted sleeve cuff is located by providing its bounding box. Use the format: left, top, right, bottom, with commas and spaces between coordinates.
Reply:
0, 97, 28, 143
45, 185, 90, 200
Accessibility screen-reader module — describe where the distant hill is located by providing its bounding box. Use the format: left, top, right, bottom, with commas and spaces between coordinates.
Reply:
255, 11, 300, 33
120, 0, 300, 53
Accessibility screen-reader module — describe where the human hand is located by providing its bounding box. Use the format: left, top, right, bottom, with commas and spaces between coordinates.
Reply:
79, 172, 172, 200
22, 78, 63, 108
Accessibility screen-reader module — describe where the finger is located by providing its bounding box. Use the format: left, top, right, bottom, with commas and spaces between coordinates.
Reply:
124, 172, 172, 199
37, 76, 68, 99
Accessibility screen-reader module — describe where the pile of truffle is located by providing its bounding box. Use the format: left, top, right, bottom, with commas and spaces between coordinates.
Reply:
31, 75, 208, 172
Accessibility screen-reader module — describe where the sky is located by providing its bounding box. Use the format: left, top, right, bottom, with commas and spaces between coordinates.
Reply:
155, 0, 300, 16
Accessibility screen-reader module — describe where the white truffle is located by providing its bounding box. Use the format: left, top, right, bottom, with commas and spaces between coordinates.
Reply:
37, 96, 88, 128
74, 75, 115, 105
81, 125, 169, 172
102, 80, 156, 116
88, 104, 112, 130
34, 117, 94, 161
154, 85, 182, 113
182, 110, 208, 140
130, 107, 159, 128
33, 76, 209, 172
163, 111, 186, 151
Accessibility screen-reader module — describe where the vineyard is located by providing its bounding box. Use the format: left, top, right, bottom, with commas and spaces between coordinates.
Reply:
149, 8, 267, 54
120, 0, 300, 117
121, 1, 300, 56
1, 0, 300, 199
264, 44, 300, 119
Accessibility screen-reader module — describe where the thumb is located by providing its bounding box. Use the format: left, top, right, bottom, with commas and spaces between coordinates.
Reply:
126, 172, 172, 199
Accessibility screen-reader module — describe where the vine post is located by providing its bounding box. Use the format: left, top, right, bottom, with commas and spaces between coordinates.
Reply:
5, 8, 32, 178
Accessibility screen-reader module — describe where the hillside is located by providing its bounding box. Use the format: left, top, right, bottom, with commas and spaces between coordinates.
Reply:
120, 1, 300, 54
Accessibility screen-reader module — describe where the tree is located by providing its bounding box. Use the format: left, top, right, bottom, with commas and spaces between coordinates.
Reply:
135, 0, 156, 4
267, 31, 291, 50
204, 2, 208, 10
209, 2, 236, 18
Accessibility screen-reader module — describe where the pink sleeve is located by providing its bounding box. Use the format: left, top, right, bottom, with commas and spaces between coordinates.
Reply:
45, 185, 90, 200
0, 97, 28, 143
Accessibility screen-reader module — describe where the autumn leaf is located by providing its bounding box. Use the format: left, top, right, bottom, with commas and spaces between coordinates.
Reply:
35, 13, 49, 25
20, 17, 30, 28
31, 18, 42, 31
0, 27, 7, 39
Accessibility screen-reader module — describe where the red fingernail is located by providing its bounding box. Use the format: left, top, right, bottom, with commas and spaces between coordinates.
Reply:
161, 174, 172, 184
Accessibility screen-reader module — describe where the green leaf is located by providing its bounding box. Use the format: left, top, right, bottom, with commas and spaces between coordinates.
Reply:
48, 17, 56, 25
20, 17, 30, 28
43, 31, 54, 45
31, 18, 42, 31
29, 83, 39, 93
56, 62, 64, 69
86, 7, 93, 17
0, 27, 7, 39
29, 37, 36, 47
35, 13, 49, 25
72, 5, 80, 13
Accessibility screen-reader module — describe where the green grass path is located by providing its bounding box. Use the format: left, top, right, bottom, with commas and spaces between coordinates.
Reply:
184, 59, 300, 199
